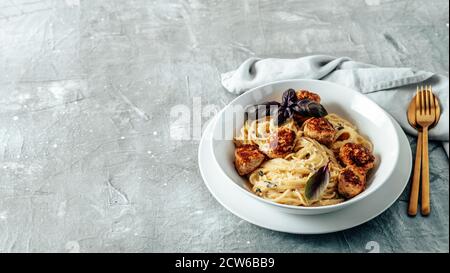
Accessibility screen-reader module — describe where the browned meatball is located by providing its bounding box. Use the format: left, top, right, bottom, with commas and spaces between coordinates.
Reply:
302, 117, 336, 146
296, 90, 321, 103
234, 145, 265, 176
338, 166, 366, 198
339, 143, 375, 172
266, 127, 296, 158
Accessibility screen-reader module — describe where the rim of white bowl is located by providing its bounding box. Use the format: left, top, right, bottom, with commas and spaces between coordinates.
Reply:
211, 79, 401, 212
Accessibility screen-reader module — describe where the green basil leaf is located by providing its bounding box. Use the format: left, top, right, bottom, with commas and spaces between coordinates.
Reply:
304, 163, 330, 201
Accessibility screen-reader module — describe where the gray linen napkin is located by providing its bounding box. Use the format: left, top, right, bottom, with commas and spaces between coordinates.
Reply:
221, 55, 449, 155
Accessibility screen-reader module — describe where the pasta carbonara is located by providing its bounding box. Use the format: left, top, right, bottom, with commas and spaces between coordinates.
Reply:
233, 89, 376, 207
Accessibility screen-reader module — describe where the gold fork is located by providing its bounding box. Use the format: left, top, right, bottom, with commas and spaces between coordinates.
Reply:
415, 86, 437, 216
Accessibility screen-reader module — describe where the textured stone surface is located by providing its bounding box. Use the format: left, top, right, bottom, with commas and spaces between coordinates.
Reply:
0, 0, 448, 253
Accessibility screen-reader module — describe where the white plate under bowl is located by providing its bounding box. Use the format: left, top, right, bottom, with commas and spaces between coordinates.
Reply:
199, 114, 412, 234
211, 79, 400, 214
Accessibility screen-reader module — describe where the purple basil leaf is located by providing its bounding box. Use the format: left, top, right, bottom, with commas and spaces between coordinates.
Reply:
276, 111, 286, 125
291, 104, 302, 113
306, 101, 328, 117
293, 99, 328, 117
282, 89, 297, 107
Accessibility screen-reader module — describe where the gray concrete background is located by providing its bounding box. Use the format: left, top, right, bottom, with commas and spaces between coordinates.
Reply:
0, 0, 448, 252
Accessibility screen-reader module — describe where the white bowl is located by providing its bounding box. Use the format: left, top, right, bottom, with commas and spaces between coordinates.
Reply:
211, 79, 400, 215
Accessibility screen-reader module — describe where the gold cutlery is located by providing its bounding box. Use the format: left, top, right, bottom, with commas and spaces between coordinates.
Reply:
408, 86, 439, 216
407, 93, 423, 216
407, 88, 440, 216
407, 87, 441, 216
